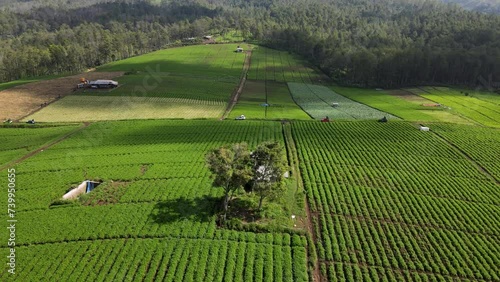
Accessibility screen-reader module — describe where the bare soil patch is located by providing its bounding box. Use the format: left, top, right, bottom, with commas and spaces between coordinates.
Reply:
0, 72, 124, 121
387, 89, 429, 102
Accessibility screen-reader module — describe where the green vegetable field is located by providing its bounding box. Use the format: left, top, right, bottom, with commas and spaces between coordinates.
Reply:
0, 120, 309, 281
292, 121, 500, 281
288, 83, 397, 120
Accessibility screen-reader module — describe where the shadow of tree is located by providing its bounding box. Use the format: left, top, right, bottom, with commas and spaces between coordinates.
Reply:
150, 195, 221, 224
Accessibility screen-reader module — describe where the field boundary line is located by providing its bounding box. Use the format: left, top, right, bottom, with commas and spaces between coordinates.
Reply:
0, 122, 92, 171
221, 46, 252, 119
284, 122, 321, 282
431, 129, 499, 185
414, 87, 492, 126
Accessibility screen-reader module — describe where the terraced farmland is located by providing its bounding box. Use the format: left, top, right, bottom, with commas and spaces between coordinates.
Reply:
27, 44, 246, 121
26, 96, 226, 122
432, 123, 500, 182
0, 120, 308, 281
409, 87, 500, 127
288, 83, 397, 120
0, 124, 80, 166
331, 87, 472, 124
229, 80, 311, 120
292, 121, 500, 281
247, 46, 323, 84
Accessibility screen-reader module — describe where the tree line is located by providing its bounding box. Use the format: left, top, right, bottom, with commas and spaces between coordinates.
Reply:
0, 0, 499, 88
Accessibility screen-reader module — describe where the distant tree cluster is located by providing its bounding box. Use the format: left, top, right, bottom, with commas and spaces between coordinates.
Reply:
0, 0, 499, 88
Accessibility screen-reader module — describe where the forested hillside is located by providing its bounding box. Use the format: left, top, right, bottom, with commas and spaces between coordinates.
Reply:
1, 0, 499, 88
442, 0, 500, 14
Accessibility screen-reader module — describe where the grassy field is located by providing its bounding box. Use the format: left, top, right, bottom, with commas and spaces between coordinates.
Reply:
228, 80, 311, 120
27, 96, 226, 122
0, 120, 308, 281
98, 44, 245, 78
247, 46, 325, 84
409, 87, 500, 127
332, 86, 473, 124
76, 74, 237, 102
289, 83, 397, 120
293, 121, 500, 281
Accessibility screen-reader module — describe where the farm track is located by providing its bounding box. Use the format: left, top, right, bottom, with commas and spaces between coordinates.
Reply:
221, 46, 252, 119
0, 122, 91, 171
431, 130, 500, 185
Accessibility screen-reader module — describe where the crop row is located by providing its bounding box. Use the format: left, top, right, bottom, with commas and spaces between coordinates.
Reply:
288, 83, 396, 120
323, 262, 489, 282
412, 87, 500, 127
248, 47, 320, 84
317, 215, 500, 280
292, 121, 500, 280
432, 123, 500, 181
1, 237, 307, 281
11, 201, 308, 247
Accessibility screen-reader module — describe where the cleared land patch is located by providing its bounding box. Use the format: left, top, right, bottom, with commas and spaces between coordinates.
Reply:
25, 96, 226, 122
0, 72, 124, 121
289, 83, 396, 120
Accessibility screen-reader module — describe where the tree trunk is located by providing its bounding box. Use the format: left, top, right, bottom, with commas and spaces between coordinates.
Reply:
258, 195, 264, 211
223, 193, 229, 221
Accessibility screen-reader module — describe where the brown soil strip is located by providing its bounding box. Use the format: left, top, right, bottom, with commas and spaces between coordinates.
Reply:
0, 72, 124, 121
387, 89, 430, 102
0, 122, 91, 171
221, 46, 252, 120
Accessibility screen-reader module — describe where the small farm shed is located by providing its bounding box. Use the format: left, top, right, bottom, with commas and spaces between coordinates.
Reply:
236, 47, 244, 52
89, 80, 118, 89
203, 35, 212, 39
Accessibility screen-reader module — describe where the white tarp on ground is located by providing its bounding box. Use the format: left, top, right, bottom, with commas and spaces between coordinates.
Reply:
63, 181, 88, 200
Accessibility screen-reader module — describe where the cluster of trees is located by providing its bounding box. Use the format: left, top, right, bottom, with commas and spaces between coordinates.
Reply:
206, 142, 287, 221
1, 0, 499, 88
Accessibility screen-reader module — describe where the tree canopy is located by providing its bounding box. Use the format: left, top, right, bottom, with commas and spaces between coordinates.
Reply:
0, 0, 499, 88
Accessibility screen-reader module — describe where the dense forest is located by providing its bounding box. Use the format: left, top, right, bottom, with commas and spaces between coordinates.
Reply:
1, 0, 499, 88
443, 0, 500, 14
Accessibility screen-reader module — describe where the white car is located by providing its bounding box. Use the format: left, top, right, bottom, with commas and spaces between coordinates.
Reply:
235, 115, 246, 120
